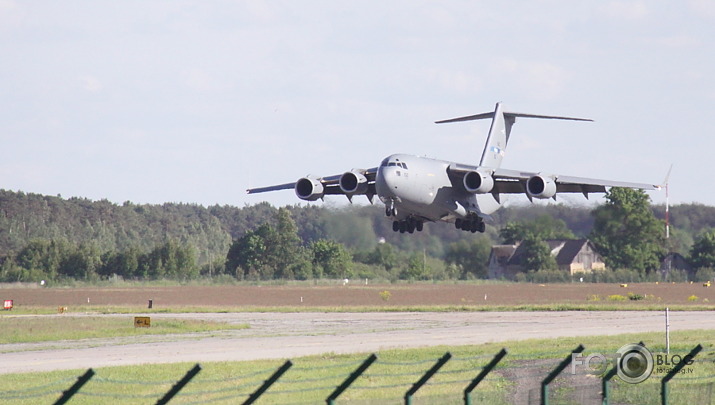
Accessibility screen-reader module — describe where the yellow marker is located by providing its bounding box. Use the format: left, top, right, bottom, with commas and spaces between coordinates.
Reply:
134, 316, 151, 328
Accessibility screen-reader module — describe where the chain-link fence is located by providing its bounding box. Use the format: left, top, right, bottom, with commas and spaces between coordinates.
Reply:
2, 345, 713, 404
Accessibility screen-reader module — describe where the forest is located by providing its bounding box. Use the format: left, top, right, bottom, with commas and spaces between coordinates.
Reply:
1, 188, 714, 283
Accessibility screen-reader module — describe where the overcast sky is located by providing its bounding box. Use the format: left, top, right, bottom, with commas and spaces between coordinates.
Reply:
1, 1, 714, 209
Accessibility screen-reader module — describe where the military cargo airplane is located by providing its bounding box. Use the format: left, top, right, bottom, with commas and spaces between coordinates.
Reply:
247, 102, 658, 234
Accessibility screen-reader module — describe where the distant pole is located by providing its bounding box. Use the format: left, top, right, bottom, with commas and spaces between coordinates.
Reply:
665, 181, 670, 241
665, 307, 670, 354
423, 248, 426, 275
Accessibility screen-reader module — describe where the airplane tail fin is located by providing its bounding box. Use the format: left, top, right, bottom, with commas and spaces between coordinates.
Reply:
436, 102, 592, 169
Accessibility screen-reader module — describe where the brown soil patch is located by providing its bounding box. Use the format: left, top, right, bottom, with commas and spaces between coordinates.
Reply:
1, 283, 714, 309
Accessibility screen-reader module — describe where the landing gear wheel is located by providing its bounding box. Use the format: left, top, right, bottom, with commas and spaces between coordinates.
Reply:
478, 221, 486, 233
416, 222, 423, 232
455, 219, 462, 230
392, 221, 399, 232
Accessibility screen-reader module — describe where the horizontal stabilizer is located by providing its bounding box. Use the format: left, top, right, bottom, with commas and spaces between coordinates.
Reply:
436, 111, 593, 124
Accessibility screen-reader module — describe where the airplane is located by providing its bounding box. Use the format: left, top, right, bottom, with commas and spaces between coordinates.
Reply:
247, 102, 659, 234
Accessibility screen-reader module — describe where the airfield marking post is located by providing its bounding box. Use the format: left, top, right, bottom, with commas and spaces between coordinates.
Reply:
155, 363, 201, 405
661, 344, 702, 405
54, 368, 94, 405
404, 352, 452, 405
541, 344, 584, 405
464, 348, 508, 405
326, 353, 377, 405
243, 360, 293, 405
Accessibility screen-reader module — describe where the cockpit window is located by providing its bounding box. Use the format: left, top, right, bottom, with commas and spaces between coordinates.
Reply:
381, 159, 408, 169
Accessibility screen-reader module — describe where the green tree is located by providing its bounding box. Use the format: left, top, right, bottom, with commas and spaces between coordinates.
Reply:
499, 215, 575, 244
443, 238, 492, 279
225, 224, 276, 279
590, 188, 664, 272
520, 235, 557, 271
310, 239, 352, 279
59, 242, 102, 280
401, 252, 431, 280
274, 208, 305, 279
690, 230, 715, 269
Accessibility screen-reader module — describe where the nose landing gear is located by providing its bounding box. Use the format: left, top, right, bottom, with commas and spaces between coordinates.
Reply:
385, 201, 397, 217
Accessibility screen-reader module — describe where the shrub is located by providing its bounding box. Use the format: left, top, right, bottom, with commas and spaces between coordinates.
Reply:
627, 292, 645, 301
608, 294, 627, 301
379, 290, 392, 301
688, 295, 699, 302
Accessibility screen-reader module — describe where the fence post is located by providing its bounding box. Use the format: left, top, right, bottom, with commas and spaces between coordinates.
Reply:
541, 344, 584, 405
156, 363, 202, 405
404, 352, 452, 405
243, 360, 293, 405
463, 348, 508, 405
661, 344, 703, 405
326, 353, 377, 405
54, 368, 95, 405
602, 341, 645, 405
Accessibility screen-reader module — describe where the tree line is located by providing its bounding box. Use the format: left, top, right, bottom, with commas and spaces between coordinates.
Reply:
1, 188, 714, 283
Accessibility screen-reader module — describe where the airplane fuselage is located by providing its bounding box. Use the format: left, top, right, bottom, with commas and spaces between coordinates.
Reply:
375, 154, 499, 225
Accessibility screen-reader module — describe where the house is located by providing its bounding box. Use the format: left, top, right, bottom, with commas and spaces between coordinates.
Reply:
488, 239, 605, 279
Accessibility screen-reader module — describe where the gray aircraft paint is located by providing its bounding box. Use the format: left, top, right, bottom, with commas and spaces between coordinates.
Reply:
247, 102, 658, 233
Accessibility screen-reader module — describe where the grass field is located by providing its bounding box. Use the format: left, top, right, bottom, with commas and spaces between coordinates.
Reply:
0, 316, 249, 344
0, 330, 713, 404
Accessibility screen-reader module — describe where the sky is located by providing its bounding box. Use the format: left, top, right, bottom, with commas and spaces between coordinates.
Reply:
1, 1, 714, 209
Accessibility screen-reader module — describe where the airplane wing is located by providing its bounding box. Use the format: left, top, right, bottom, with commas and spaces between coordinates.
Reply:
490, 168, 659, 199
448, 163, 659, 201
247, 168, 378, 202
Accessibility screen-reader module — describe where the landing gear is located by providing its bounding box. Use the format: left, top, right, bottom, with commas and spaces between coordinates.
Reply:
385, 201, 397, 217
392, 217, 424, 233
455, 216, 486, 233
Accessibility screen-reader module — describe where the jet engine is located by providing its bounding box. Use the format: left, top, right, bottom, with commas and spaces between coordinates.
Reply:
339, 171, 369, 195
295, 177, 324, 201
462, 170, 494, 194
526, 175, 557, 199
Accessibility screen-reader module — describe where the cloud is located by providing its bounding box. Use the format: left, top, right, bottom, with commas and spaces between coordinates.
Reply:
79, 75, 103, 92
689, 0, 715, 19
600, 1, 649, 20
490, 59, 570, 101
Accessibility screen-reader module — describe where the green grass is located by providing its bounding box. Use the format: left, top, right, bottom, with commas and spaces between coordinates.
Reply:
0, 316, 249, 344
1, 330, 713, 404
3, 302, 715, 317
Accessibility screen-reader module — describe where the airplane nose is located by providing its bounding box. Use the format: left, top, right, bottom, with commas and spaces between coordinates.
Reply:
376, 167, 397, 197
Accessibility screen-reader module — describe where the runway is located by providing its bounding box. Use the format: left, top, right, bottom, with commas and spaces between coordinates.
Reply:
1, 311, 712, 374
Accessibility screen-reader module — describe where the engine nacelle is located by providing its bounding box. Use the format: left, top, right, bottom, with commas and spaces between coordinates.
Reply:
339, 171, 369, 195
295, 177, 324, 201
462, 170, 494, 194
526, 175, 557, 199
